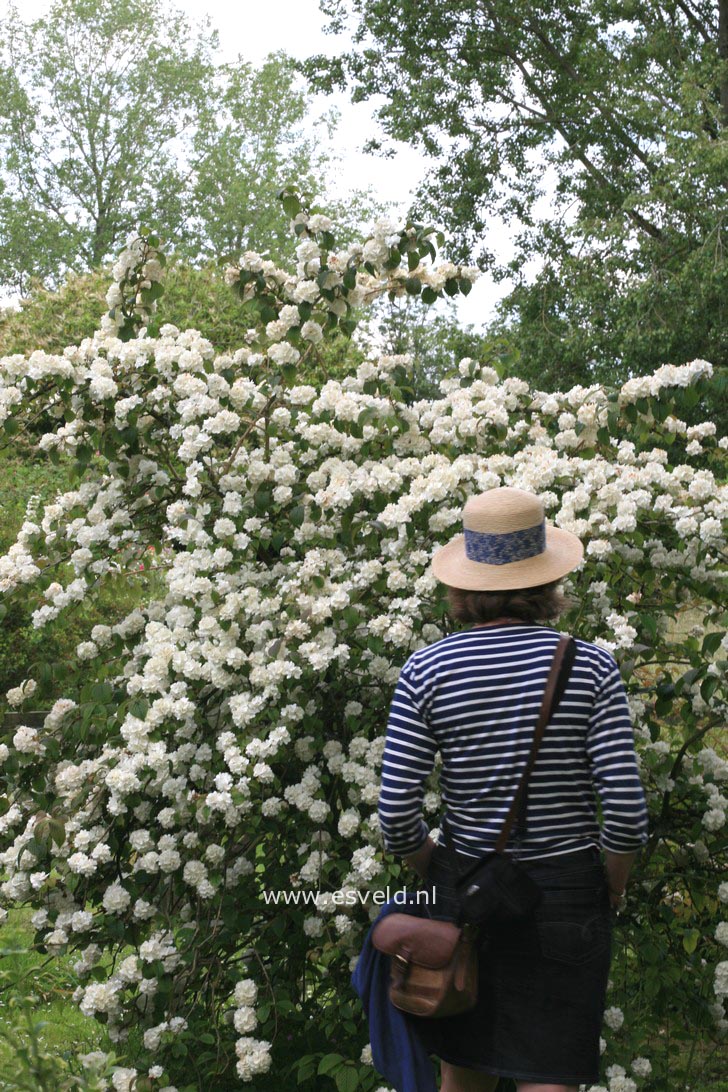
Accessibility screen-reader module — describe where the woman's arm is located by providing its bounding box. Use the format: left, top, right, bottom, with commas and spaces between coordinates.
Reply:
377, 658, 439, 864
402, 833, 437, 881
585, 653, 649, 902
604, 848, 638, 908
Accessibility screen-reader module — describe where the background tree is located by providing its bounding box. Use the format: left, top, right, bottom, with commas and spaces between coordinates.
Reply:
181, 52, 336, 265
356, 295, 512, 400
0, 0, 218, 294
0, 0, 378, 296
306, 0, 728, 404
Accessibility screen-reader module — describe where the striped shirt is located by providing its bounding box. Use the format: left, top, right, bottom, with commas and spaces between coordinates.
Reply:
377, 623, 650, 861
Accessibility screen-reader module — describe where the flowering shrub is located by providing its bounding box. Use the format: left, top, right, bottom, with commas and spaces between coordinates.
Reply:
0, 193, 726, 1091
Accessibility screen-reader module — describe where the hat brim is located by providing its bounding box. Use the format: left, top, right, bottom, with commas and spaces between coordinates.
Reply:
430, 523, 584, 591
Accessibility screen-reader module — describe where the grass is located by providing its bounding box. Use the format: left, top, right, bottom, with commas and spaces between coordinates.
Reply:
0, 908, 118, 1084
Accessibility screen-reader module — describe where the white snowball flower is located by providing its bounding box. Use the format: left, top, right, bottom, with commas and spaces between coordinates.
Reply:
71, 910, 94, 932
102, 883, 131, 914
713, 961, 728, 1000
233, 979, 258, 1006
233, 1005, 258, 1033
630, 1057, 652, 1077
603, 1006, 624, 1030
303, 916, 325, 937
111, 1067, 138, 1091
608, 1078, 637, 1092
12, 725, 45, 755
183, 860, 207, 888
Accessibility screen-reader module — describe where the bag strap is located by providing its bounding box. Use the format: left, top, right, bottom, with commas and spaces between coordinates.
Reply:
442, 633, 576, 872
510, 633, 576, 847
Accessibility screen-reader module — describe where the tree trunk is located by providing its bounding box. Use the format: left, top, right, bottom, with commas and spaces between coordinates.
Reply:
719, 0, 728, 128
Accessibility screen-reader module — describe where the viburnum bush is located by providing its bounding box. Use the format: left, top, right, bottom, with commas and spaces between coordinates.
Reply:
0, 192, 726, 1092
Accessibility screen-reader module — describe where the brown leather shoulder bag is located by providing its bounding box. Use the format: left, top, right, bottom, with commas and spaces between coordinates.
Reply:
371, 632, 575, 1018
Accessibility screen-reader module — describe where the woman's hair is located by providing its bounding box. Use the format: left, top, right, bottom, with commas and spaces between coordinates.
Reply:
445, 578, 575, 626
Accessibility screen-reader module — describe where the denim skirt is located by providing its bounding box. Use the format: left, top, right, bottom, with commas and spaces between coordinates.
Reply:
417, 842, 614, 1085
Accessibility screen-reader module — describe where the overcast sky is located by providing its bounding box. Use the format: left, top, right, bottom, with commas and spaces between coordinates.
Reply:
6, 0, 537, 328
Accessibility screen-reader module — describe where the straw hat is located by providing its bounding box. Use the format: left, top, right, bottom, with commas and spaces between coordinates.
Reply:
430, 487, 584, 591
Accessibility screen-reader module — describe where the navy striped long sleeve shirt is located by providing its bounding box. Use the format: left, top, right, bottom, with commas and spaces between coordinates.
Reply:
377, 623, 650, 861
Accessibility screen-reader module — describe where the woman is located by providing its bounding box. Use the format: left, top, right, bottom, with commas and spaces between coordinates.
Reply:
377, 487, 649, 1092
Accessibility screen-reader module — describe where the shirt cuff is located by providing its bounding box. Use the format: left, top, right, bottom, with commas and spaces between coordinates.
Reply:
398, 820, 430, 857
601, 832, 648, 853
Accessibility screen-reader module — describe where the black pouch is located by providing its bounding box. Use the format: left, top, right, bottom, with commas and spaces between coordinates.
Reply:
452, 850, 543, 926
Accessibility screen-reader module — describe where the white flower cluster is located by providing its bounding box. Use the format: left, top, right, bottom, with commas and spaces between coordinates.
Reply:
222, 206, 478, 375
603, 1006, 625, 1031
235, 1036, 272, 1081
225, 977, 270, 1080
618, 358, 713, 403
5, 678, 36, 707
103, 231, 165, 336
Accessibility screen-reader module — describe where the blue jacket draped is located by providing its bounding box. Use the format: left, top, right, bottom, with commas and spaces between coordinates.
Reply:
350, 890, 440, 1092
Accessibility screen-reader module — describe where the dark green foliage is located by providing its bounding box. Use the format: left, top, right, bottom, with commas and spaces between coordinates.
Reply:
361, 295, 515, 400
307, 1, 728, 400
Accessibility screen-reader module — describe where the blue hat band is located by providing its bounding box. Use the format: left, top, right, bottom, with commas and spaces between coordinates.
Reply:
463, 520, 546, 565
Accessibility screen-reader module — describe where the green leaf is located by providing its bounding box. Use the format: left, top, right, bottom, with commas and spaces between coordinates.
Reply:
48, 818, 66, 847
700, 676, 719, 703
702, 631, 723, 655
335, 1064, 359, 1092
343, 606, 359, 628
140, 281, 164, 304
317, 1053, 343, 1076
282, 195, 301, 217
682, 929, 700, 954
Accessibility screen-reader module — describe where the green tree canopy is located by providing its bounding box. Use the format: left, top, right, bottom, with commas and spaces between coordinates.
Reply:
0, 0, 218, 292
0, 0, 376, 295
182, 53, 334, 265
306, 0, 728, 393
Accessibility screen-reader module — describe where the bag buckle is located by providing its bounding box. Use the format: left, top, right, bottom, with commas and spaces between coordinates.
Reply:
391, 950, 411, 990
